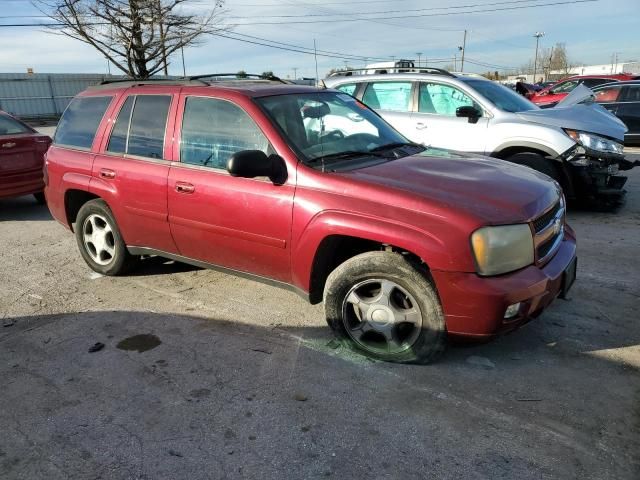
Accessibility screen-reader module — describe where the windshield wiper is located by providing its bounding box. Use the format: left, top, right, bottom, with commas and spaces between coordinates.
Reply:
369, 141, 424, 152
308, 150, 388, 164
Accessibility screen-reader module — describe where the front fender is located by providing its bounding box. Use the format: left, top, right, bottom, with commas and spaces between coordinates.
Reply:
291, 209, 472, 293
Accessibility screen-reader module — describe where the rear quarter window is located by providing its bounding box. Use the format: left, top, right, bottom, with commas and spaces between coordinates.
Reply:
54, 96, 113, 149
336, 84, 357, 96
0, 114, 32, 135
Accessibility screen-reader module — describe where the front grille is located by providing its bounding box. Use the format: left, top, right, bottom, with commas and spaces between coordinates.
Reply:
532, 200, 561, 233
532, 198, 565, 263
537, 229, 563, 259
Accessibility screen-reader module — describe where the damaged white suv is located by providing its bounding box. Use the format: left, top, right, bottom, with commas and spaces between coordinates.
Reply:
324, 70, 636, 206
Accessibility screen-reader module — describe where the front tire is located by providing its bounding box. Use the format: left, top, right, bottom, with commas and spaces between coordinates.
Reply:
74, 199, 138, 276
505, 152, 560, 182
323, 251, 446, 364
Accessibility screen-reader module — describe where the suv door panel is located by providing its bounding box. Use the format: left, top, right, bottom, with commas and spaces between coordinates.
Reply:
167, 94, 294, 282
359, 81, 417, 137
91, 91, 178, 253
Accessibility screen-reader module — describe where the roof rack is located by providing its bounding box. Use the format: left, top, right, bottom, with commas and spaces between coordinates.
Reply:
97, 78, 207, 87
188, 73, 290, 84
327, 67, 456, 78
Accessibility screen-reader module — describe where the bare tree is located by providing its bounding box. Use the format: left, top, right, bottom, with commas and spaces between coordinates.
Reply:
35, 0, 228, 79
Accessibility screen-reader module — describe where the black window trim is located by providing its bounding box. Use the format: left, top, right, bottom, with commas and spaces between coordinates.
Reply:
53, 95, 114, 152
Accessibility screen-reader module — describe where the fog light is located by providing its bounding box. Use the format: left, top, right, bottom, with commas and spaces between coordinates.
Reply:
504, 303, 521, 319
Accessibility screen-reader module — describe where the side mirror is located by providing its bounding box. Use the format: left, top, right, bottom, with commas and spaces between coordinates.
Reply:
227, 150, 287, 185
456, 106, 482, 124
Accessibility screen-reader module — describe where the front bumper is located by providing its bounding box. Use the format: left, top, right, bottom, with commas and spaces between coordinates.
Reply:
432, 227, 577, 338
562, 146, 630, 201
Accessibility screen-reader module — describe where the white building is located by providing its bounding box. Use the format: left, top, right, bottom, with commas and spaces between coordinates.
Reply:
555, 61, 640, 76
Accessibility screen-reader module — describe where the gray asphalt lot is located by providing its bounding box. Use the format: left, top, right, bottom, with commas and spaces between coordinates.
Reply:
0, 163, 639, 479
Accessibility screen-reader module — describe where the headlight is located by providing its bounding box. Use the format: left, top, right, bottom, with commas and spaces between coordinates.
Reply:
471, 224, 534, 276
564, 129, 623, 155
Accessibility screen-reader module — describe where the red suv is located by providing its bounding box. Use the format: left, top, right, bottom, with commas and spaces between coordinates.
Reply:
531, 74, 638, 107
0, 110, 51, 203
45, 76, 577, 363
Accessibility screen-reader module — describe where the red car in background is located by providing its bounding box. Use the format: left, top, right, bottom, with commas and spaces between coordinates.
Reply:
530, 74, 639, 107
0, 111, 51, 204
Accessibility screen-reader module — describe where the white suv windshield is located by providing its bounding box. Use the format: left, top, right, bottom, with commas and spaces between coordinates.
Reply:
463, 79, 539, 113
258, 91, 420, 167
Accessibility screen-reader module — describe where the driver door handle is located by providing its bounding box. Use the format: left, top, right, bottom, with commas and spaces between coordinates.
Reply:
416, 122, 427, 130
99, 168, 116, 179
175, 182, 195, 194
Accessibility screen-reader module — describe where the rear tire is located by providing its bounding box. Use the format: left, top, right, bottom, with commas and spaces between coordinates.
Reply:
74, 199, 138, 276
34, 192, 46, 205
506, 152, 560, 182
323, 251, 446, 364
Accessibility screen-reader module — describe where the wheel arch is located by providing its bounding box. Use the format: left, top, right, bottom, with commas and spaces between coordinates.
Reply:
491, 142, 558, 160
293, 211, 466, 304
64, 189, 100, 232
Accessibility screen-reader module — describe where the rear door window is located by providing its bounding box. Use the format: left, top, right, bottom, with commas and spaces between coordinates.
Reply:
362, 81, 412, 111
105, 95, 171, 159
550, 80, 578, 94
54, 96, 113, 149
621, 85, 640, 102
180, 97, 270, 170
0, 115, 32, 135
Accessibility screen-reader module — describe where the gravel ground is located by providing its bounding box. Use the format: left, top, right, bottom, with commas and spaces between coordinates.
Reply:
0, 160, 638, 479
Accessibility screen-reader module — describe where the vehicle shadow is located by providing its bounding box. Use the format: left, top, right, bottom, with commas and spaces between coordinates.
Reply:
0, 196, 52, 221
0, 310, 637, 479
128, 255, 202, 276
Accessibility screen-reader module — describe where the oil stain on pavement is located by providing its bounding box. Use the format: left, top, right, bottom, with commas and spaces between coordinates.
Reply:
116, 333, 161, 353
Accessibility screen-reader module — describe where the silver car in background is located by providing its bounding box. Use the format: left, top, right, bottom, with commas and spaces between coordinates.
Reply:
324, 69, 635, 206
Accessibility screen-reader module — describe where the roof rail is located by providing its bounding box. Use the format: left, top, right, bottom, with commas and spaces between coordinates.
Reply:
97, 78, 208, 86
187, 73, 290, 84
327, 67, 456, 78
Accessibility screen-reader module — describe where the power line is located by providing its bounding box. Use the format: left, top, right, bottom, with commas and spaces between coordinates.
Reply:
227, 32, 391, 62
224, 0, 599, 25
226, 0, 574, 19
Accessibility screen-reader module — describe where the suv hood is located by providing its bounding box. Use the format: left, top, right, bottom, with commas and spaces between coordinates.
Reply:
515, 85, 627, 141
340, 149, 560, 224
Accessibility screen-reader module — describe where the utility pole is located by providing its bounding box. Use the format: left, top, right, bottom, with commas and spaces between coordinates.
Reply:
292, 67, 298, 79
459, 30, 467, 72
533, 32, 545, 83
416, 52, 422, 68
314, 39, 319, 84
454, 54, 457, 71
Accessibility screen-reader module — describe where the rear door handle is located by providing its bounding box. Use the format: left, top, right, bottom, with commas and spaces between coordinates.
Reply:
1, 142, 16, 148
415, 123, 427, 130
175, 182, 195, 194
99, 168, 116, 179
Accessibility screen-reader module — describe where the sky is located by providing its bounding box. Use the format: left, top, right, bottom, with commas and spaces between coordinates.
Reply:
0, 0, 638, 79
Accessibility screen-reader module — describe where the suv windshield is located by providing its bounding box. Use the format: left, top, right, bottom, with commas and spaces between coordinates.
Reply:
463, 79, 539, 113
257, 91, 422, 167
